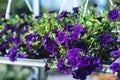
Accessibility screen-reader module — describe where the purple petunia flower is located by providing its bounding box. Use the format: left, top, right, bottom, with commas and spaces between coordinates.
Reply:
110, 57, 120, 72
25, 33, 37, 43
57, 11, 68, 22
26, 43, 31, 52
18, 53, 27, 58
45, 63, 50, 72
52, 28, 58, 33
45, 59, 51, 72
67, 48, 81, 68
13, 35, 22, 46
0, 24, 10, 34
67, 57, 80, 68
7, 35, 13, 42
57, 59, 71, 74
79, 56, 90, 67
0, 42, 8, 50
91, 56, 102, 70
42, 33, 49, 42
7, 46, 17, 62
10, 26, 18, 33
65, 39, 70, 49
20, 22, 30, 33
68, 33, 79, 41
43, 40, 56, 53
67, 48, 80, 57
64, 23, 72, 32
73, 7, 79, 13
72, 67, 88, 80
116, 78, 120, 80
56, 31, 67, 44
72, 24, 84, 35
118, 13, 120, 18
110, 63, 120, 72
98, 33, 112, 46
110, 49, 120, 57
108, 9, 119, 22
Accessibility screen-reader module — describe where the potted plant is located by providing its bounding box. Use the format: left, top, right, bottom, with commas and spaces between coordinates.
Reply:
0, 1, 120, 80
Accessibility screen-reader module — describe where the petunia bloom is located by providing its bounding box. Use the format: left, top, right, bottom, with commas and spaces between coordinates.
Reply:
116, 36, 120, 43
73, 7, 79, 13
98, 33, 112, 46
72, 24, 84, 35
108, 9, 119, 22
67, 48, 80, 57
110, 49, 120, 57
20, 22, 30, 33
13, 35, 22, 46
57, 59, 71, 74
18, 53, 27, 58
57, 11, 68, 22
72, 67, 89, 80
7, 35, 13, 42
7, 46, 17, 62
56, 31, 67, 44
68, 33, 79, 41
110, 57, 120, 72
43, 39, 56, 53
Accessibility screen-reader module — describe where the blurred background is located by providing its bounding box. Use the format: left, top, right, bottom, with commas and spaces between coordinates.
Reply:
0, 0, 120, 15
0, 0, 120, 80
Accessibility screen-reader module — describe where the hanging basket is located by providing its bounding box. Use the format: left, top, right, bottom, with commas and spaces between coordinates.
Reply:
0, 0, 120, 80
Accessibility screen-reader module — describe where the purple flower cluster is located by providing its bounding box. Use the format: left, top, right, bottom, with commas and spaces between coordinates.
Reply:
72, 56, 101, 80
72, 67, 91, 80
117, 36, 120, 43
13, 35, 22, 46
98, 33, 112, 46
68, 24, 85, 41
20, 22, 30, 33
0, 42, 8, 55
56, 31, 67, 44
110, 49, 120, 57
42, 33, 57, 56
110, 57, 120, 72
7, 46, 27, 62
63, 23, 72, 32
67, 48, 80, 68
43, 39, 57, 53
25, 33, 39, 51
7, 46, 17, 62
73, 7, 79, 13
0, 24, 18, 35
57, 58, 71, 74
57, 11, 68, 22
25, 33, 37, 43
108, 9, 119, 22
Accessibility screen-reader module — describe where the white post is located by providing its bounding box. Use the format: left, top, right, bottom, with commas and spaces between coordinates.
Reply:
5, 0, 12, 19
33, 0, 40, 19
59, 0, 66, 14
83, 0, 89, 17
109, 0, 113, 6
25, 0, 33, 12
